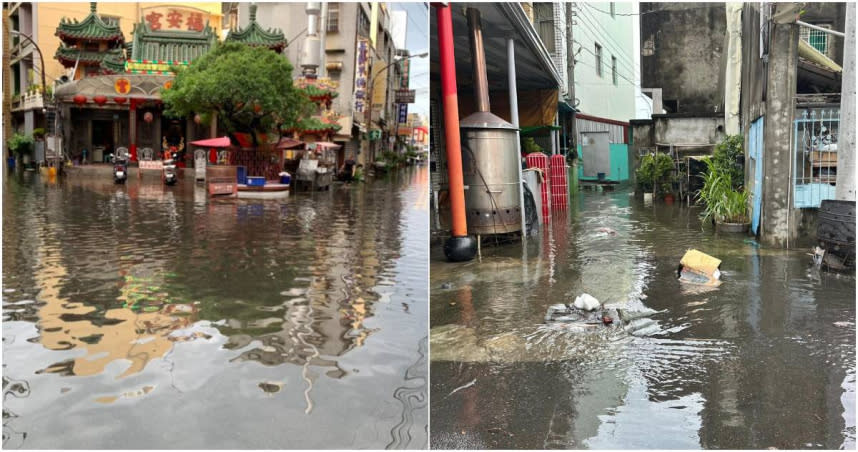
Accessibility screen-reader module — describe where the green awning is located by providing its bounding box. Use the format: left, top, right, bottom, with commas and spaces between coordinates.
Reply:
520, 125, 561, 136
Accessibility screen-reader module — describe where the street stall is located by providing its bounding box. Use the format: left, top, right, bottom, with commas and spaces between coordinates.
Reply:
294, 141, 340, 192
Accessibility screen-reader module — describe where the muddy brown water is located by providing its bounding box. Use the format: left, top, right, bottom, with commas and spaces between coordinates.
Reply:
2, 167, 428, 449
430, 190, 855, 449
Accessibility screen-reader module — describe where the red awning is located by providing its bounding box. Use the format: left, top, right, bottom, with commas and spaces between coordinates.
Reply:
276, 137, 305, 149
190, 136, 231, 148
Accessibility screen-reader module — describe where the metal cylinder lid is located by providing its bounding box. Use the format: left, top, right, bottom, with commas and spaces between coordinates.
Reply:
460, 111, 517, 130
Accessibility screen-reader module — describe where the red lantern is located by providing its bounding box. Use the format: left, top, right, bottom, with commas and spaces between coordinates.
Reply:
93, 95, 107, 106
253, 103, 262, 113
143, 112, 154, 123
73, 94, 86, 105
194, 114, 201, 124
113, 97, 127, 104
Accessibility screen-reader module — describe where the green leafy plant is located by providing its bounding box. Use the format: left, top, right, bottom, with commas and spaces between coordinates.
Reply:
712, 134, 744, 190
636, 152, 674, 195
32, 128, 46, 139
162, 42, 312, 148
7, 133, 34, 156
522, 137, 543, 154
696, 157, 750, 225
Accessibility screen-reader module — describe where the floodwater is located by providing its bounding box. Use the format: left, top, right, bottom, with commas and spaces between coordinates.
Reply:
2, 167, 428, 449
430, 188, 855, 449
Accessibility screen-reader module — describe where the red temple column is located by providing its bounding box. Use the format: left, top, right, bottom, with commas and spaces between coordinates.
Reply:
129, 98, 138, 161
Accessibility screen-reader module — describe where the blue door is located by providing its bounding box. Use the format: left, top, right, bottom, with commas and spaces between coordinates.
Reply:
749, 117, 764, 235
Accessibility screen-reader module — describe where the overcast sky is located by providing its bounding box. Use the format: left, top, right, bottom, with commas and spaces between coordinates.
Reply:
390, 2, 429, 122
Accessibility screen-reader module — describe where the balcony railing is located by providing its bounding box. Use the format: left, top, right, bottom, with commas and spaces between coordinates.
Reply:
12, 91, 45, 112
793, 106, 839, 208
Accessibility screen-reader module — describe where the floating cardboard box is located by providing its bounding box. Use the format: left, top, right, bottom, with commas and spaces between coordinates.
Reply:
678, 249, 722, 286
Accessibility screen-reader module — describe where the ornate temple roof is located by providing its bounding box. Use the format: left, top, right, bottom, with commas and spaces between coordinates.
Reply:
129, 20, 217, 63
55, 2, 124, 43
295, 77, 340, 103
225, 4, 288, 53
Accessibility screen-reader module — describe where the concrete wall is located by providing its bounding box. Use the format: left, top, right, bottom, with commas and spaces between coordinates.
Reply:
640, 3, 726, 115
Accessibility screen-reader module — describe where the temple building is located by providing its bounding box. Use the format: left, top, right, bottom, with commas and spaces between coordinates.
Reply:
54, 2, 126, 77
53, 3, 219, 164
225, 4, 287, 54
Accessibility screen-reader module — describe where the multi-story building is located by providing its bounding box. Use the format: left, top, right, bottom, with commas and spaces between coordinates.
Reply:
238, 2, 403, 166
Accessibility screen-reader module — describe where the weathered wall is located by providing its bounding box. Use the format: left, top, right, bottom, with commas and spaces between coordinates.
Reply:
640, 3, 726, 115
651, 115, 725, 146
760, 17, 801, 248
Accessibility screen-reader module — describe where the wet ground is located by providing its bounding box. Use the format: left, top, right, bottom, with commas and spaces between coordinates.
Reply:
430, 188, 855, 449
3, 167, 428, 449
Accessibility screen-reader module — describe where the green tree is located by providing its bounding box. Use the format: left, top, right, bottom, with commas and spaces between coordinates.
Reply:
161, 42, 312, 147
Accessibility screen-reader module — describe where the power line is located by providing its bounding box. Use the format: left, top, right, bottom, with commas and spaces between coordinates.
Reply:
583, 3, 720, 17
570, 12, 637, 76
573, 8, 637, 74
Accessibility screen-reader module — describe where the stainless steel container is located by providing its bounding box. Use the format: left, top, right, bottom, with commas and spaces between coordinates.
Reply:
461, 113, 522, 234
457, 8, 522, 235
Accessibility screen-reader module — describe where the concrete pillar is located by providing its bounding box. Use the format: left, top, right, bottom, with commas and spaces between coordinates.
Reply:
836, 2, 855, 201
760, 17, 800, 248
129, 99, 137, 161
24, 110, 34, 135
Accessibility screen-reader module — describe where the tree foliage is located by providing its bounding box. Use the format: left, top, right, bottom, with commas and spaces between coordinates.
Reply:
161, 42, 312, 147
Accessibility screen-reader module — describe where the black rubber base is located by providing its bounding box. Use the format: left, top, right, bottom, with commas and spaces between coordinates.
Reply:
444, 235, 477, 262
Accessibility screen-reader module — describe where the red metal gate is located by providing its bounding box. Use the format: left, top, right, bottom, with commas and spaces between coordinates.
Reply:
526, 152, 551, 223
550, 154, 568, 210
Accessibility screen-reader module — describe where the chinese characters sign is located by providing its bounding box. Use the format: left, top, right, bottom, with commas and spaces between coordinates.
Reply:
142, 7, 210, 32
125, 60, 190, 75
353, 39, 371, 117
397, 104, 408, 126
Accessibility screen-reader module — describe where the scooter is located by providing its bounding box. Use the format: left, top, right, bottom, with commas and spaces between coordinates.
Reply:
163, 157, 178, 186
111, 153, 127, 184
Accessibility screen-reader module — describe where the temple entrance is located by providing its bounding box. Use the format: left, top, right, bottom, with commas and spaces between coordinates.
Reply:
161, 118, 186, 167
91, 120, 114, 163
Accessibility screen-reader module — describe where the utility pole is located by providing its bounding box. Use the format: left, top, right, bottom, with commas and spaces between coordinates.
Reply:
565, 2, 578, 154
3, 8, 12, 159
836, 1, 855, 201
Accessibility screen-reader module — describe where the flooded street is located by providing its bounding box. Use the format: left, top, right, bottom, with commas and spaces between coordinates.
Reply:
2, 167, 428, 449
430, 188, 855, 449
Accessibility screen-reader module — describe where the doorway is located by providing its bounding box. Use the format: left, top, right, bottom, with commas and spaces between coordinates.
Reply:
91, 120, 114, 163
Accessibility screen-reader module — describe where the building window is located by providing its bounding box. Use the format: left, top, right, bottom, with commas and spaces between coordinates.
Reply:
327, 3, 339, 33
612, 56, 618, 85
534, 3, 555, 54
357, 8, 370, 38
610, 2, 616, 17
595, 43, 602, 77
99, 14, 120, 26
800, 24, 831, 56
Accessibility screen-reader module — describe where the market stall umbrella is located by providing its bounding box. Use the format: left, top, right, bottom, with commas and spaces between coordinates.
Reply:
276, 137, 305, 149
312, 141, 342, 150
190, 136, 232, 148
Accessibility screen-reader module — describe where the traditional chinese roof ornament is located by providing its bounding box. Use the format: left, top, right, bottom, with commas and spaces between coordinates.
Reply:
295, 77, 340, 103
54, 2, 127, 77
128, 8, 217, 69
225, 4, 288, 53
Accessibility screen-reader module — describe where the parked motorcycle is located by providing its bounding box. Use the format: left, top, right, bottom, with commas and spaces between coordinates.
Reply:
163, 157, 178, 186
110, 153, 127, 184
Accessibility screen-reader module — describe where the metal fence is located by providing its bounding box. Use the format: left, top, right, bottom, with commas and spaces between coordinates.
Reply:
793, 107, 839, 208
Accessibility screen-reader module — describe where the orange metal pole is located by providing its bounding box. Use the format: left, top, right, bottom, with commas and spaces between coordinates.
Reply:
436, 3, 476, 261
437, 4, 466, 237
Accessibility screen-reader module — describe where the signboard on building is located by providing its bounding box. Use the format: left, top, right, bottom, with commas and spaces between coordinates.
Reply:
140, 6, 213, 32
371, 61, 388, 120
353, 39, 371, 118
394, 89, 415, 104
125, 60, 190, 75
397, 103, 408, 125
400, 58, 410, 89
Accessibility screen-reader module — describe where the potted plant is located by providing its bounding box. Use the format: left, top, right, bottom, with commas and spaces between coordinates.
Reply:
636, 152, 674, 202
697, 157, 750, 232
7, 132, 34, 167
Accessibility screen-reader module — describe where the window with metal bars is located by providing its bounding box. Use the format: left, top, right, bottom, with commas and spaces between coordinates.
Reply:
800, 25, 831, 56
327, 3, 339, 33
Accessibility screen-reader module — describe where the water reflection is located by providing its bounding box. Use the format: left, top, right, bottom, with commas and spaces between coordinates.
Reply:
431, 189, 855, 449
3, 168, 428, 449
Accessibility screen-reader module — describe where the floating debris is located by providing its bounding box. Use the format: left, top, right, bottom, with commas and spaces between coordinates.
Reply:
258, 381, 283, 394
678, 249, 722, 286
